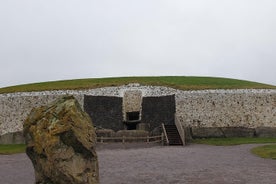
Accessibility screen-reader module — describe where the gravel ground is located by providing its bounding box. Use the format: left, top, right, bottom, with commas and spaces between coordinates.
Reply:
0, 144, 276, 184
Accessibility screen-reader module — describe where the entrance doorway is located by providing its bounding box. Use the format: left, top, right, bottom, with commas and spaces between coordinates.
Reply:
125, 111, 140, 130
127, 111, 140, 121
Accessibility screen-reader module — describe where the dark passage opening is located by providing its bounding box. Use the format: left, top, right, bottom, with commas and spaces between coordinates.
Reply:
125, 111, 140, 130
127, 111, 140, 121
83, 95, 123, 131
126, 123, 137, 130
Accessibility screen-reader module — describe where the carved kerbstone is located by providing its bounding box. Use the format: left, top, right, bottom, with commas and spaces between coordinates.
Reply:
23, 95, 99, 184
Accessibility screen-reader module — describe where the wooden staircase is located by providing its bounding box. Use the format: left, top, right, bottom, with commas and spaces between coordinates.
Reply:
164, 124, 183, 145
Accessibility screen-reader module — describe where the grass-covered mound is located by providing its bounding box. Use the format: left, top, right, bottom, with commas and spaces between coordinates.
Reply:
251, 144, 276, 160
192, 137, 276, 146
1, 76, 275, 94
0, 144, 26, 155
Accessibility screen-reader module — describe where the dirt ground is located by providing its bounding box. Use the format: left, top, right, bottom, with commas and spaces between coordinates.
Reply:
0, 144, 276, 184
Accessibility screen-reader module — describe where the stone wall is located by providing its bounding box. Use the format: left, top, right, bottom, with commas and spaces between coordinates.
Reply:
0, 92, 83, 136
0, 84, 177, 136
122, 90, 142, 121
176, 90, 276, 128
84, 96, 124, 131
142, 95, 176, 131
0, 84, 275, 143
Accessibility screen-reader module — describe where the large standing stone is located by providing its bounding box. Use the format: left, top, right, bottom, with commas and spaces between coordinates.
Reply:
23, 95, 99, 184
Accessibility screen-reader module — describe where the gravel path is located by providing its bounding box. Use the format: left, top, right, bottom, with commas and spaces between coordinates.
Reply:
1, 144, 276, 184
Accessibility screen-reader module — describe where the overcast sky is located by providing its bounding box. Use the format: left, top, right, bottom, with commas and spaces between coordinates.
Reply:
1, 0, 276, 88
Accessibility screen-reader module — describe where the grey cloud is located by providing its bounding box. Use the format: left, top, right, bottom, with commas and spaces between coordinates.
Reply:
0, 0, 276, 87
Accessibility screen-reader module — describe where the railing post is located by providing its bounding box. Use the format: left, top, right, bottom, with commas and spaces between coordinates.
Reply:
174, 115, 185, 146
161, 123, 169, 145
161, 133, 164, 146
97, 135, 165, 145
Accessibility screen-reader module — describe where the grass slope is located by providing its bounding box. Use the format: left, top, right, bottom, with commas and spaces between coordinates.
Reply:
192, 137, 276, 146
251, 144, 276, 159
1, 76, 275, 94
0, 144, 26, 155
193, 138, 276, 160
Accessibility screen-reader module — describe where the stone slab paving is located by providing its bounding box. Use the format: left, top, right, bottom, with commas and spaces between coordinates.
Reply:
1, 144, 276, 184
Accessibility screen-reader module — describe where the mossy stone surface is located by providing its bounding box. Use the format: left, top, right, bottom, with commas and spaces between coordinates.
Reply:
23, 95, 99, 184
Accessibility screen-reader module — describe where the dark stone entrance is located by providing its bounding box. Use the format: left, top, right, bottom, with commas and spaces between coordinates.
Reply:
84, 95, 123, 131
83, 94, 176, 132
141, 95, 176, 131
126, 111, 140, 121
124, 111, 141, 130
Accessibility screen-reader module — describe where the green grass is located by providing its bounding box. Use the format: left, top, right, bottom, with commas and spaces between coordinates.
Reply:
0, 144, 26, 154
192, 137, 276, 146
251, 144, 276, 159
1, 76, 275, 94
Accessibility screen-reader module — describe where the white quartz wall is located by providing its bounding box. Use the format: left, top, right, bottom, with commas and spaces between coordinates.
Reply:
176, 90, 276, 128
0, 84, 275, 135
0, 84, 176, 135
0, 93, 84, 135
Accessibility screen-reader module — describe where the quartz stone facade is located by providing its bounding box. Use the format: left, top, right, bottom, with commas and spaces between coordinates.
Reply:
0, 84, 275, 140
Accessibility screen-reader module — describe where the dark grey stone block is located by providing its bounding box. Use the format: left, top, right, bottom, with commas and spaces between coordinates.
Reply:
221, 127, 255, 137
191, 127, 224, 138
184, 127, 193, 142
0, 131, 25, 144
13, 131, 25, 144
0, 132, 13, 144
255, 127, 276, 137
84, 95, 124, 131
96, 129, 115, 137
142, 95, 176, 131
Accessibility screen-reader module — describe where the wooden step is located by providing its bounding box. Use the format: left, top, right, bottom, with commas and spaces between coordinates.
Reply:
164, 124, 183, 145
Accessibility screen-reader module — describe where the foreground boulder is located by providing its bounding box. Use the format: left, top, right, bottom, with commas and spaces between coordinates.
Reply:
23, 95, 99, 184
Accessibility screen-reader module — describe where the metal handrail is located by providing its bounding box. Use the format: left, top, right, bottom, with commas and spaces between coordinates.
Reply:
175, 115, 185, 146
161, 123, 169, 145
96, 135, 163, 143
